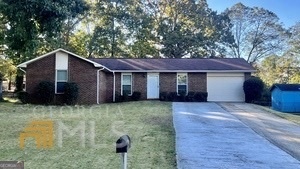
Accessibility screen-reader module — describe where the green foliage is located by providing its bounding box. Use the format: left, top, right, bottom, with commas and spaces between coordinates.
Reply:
122, 91, 130, 102
224, 3, 286, 63
115, 91, 131, 102
193, 92, 208, 102
87, 0, 158, 58
0, 0, 292, 62
64, 82, 79, 105
0, 0, 89, 64
35, 81, 55, 104
159, 92, 168, 101
159, 91, 208, 102
0, 72, 3, 81
114, 92, 122, 103
15, 75, 23, 92
167, 92, 178, 101
132, 91, 141, 101
17, 91, 29, 104
156, 0, 234, 58
0, 58, 16, 81
257, 54, 300, 87
243, 77, 264, 103
178, 91, 186, 102
288, 22, 300, 54
185, 92, 195, 102
0, 77, 2, 101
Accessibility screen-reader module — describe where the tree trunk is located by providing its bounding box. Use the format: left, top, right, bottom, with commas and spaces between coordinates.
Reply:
0, 80, 3, 100
8, 73, 12, 90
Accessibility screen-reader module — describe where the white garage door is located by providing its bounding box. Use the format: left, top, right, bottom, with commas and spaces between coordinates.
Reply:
207, 73, 245, 102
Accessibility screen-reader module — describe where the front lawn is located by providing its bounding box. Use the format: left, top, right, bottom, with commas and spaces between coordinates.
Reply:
0, 101, 176, 168
260, 106, 300, 125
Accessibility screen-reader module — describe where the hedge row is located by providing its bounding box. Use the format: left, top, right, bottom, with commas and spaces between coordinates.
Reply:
18, 81, 79, 105
159, 92, 208, 102
115, 91, 141, 102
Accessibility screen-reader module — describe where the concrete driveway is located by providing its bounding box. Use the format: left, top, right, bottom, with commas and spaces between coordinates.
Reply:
173, 102, 300, 169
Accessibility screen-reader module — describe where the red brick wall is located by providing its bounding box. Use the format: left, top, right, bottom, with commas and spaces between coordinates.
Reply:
26, 54, 55, 97
188, 73, 207, 92
159, 73, 177, 93
133, 73, 147, 100
26, 53, 249, 104
159, 72, 207, 93
115, 73, 121, 96
104, 73, 114, 102
108, 72, 147, 101
68, 55, 98, 104
99, 71, 107, 103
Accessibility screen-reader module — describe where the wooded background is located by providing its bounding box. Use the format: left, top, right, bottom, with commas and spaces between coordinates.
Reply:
0, 0, 300, 88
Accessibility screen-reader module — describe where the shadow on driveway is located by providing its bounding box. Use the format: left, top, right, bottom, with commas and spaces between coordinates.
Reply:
219, 102, 300, 161
173, 102, 300, 169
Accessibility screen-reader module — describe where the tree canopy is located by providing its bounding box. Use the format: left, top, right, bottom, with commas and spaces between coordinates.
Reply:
0, 0, 89, 64
224, 3, 286, 63
0, 0, 299, 72
0, 0, 237, 61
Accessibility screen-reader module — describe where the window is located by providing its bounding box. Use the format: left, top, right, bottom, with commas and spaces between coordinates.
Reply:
177, 73, 187, 95
56, 70, 68, 93
122, 73, 132, 95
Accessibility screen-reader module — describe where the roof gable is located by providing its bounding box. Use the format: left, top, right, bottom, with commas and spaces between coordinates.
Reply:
271, 84, 300, 91
17, 48, 107, 69
89, 58, 255, 72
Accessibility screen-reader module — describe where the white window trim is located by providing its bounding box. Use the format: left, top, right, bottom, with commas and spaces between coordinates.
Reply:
55, 69, 68, 94
121, 73, 132, 96
177, 73, 188, 95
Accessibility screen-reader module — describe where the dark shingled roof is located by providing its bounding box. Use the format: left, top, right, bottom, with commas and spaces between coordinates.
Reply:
89, 58, 255, 72
271, 84, 300, 91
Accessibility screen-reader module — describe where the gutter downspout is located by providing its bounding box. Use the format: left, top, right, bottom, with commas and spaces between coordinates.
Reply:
19, 68, 26, 73
19, 68, 26, 91
97, 68, 105, 104
113, 71, 116, 102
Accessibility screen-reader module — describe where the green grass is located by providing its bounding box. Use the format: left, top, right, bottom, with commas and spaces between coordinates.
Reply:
259, 106, 300, 125
0, 101, 176, 168
1, 97, 20, 103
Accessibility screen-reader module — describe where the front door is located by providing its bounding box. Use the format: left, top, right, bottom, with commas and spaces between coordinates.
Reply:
147, 73, 159, 99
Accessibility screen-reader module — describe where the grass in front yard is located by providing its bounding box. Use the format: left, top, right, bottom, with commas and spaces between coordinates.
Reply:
260, 106, 300, 125
1, 97, 20, 103
0, 101, 176, 168
271, 112, 300, 125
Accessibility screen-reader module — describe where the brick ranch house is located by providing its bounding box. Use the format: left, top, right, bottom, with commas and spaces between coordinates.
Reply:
17, 48, 255, 104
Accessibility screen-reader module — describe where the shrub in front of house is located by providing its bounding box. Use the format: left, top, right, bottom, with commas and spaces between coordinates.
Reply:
64, 82, 79, 105
243, 77, 264, 103
185, 92, 195, 102
132, 91, 141, 101
117, 91, 130, 102
15, 75, 24, 92
194, 92, 208, 102
35, 81, 55, 104
114, 92, 122, 102
178, 91, 187, 102
123, 92, 130, 102
167, 92, 178, 101
18, 91, 29, 104
159, 92, 168, 101
253, 87, 271, 106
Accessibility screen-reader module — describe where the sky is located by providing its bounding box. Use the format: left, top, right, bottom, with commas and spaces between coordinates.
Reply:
206, 0, 300, 28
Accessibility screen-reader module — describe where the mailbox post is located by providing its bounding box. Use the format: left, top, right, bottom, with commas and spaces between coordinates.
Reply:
116, 135, 131, 169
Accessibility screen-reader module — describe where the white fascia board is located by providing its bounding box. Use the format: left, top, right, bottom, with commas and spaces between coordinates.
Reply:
111, 70, 256, 73
17, 48, 112, 72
